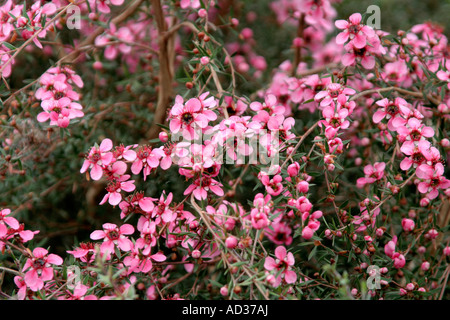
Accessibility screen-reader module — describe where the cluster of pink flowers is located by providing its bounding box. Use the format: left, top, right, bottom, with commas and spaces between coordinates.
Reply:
335, 13, 386, 69
36, 66, 84, 128
0, 208, 38, 252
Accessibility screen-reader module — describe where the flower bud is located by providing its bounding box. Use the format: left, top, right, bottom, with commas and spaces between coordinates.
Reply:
220, 286, 229, 296
296, 180, 309, 193
225, 236, 238, 249
401, 218, 415, 232
444, 246, 450, 256
406, 283, 415, 291
198, 8, 207, 18
200, 56, 210, 65
159, 131, 169, 143
420, 197, 430, 207
191, 249, 201, 259
421, 261, 430, 271
302, 226, 314, 240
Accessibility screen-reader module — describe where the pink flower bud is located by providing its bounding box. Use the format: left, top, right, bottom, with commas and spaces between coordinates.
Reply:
444, 246, 450, 256
302, 226, 314, 240
198, 8, 207, 18
401, 218, 415, 232
406, 283, 414, 291
311, 211, 323, 219
393, 253, 406, 269
360, 137, 370, 146
200, 56, 210, 65
355, 157, 362, 166
327, 164, 335, 171
438, 103, 449, 114
420, 197, 430, 207
293, 37, 303, 47
441, 138, 450, 147
421, 261, 430, 271
241, 27, 253, 39
287, 162, 300, 177
159, 131, 169, 143
225, 236, 238, 249
286, 146, 294, 155
351, 288, 358, 296
191, 249, 201, 259
93, 61, 103, 70
296, 181, 309, 193
231, 18, 239, 27
189, 220, 199, 230
418, 287, 426, 292
325, 229, 332, 239
418, 246, 426, 254
408, 210, 416, 218
380, 267, 388, 274
376, 228, 384, 237
399, 288, 407, 296
426, 229, 438, 239
220, 286, 228, 296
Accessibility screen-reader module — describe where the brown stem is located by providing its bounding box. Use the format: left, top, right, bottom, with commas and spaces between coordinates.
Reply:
147, 0, 175, 140
290, 14, 305, 77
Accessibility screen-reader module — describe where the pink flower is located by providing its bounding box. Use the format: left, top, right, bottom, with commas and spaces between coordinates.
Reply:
90, 223, 135, 257
363, 162, 386, 184
342, 34, 385, 69
80, 139, 114, 181
169, 96, 210, 140
67, 242, 96, 263
372, 98, 410, 131
264, 246, 297, 287
260, 174, 284, 196
22, 247, 63, 292
335, 13, 375, 48
100, 177, 136, 206
396, 117, 435, 144
184, 176, 224, 200
131, 145, 165, 181
314, 83, 356, 107
0, 208, 19, 230
416, 163, 450, 199
123, 242, 166, 274
399, 139, 431, 171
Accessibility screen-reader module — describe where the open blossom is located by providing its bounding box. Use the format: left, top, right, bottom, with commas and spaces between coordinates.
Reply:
335, 13, 376, 48
314, 83, 356, 107
415, 163, 450, 199
123, 243, 166, 274
90, 223, 135, 257
67, 242, 97, 263
396, 117, 434, 145
264, 246, 297, 287
22, 247, 63, 292
169, 95, 213, 140
100, 177, 136, 206
131, 145, 165, 181
184, 176, 224, 200
341, 33, 385, 69
372, 98, 410, 131
80, 139, 114, 181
